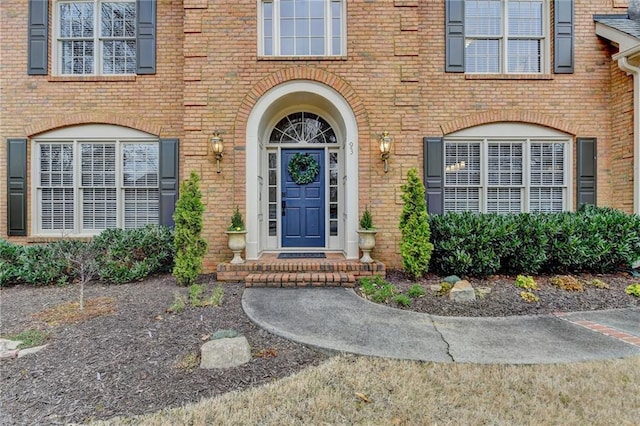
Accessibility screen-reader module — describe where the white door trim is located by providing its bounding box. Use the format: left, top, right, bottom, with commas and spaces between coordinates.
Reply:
245, 80, 359, 259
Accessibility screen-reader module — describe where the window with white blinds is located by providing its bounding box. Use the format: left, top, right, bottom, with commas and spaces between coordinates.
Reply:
444, 138, 568, 214
36, 140, 159, 235
465, 0, 545, 74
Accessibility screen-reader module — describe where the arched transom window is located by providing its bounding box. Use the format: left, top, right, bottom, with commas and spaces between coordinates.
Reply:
269, 112, 337, 144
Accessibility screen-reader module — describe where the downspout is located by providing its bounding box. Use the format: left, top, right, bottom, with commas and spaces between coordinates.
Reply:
614, 52, 640, 214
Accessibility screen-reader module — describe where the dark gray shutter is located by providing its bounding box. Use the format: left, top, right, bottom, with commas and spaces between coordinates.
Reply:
136, 0, 156, 74
7, 139, 28, 236
159, 138, 178, 227
445, 0, 465, 73
423, 137, 444, 214
554, 0, 574, 74
28, 0, 48, 75
577, 137, 596, 208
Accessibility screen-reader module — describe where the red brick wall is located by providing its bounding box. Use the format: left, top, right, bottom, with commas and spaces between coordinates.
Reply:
0, 0, 634, 271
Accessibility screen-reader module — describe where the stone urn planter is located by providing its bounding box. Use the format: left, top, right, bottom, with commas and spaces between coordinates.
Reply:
226, 230, 247, 264
357, 229, 377, 263
357, 206, 377, 263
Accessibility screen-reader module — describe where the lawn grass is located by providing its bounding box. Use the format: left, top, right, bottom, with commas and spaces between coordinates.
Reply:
95, 355, 640, 425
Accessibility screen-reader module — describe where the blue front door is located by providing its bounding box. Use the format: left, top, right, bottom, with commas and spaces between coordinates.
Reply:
282, 149, 325, 247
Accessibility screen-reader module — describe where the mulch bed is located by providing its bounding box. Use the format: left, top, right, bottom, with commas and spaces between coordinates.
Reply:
0, 275, 328, 425
1, 270, 638, 424
378, 270, 640, 317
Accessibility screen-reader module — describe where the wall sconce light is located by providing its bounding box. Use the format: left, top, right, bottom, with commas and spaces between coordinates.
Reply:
210, 132, 224, 173
379, 130, 393, 173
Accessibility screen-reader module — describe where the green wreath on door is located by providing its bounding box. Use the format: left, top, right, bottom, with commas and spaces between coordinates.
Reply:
288, 153, 320, 185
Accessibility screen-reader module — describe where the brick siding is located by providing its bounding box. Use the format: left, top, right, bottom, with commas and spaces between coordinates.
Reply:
0, 0, 634, 271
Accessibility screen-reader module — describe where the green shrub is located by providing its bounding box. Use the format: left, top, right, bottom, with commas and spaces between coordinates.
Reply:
550, 275, 583, 292
429, 207, 640, 277
18, 243, 70, 286
407, 284, 426, 298
435, 282, 453, 297
359, 206, 375, 230
359, 275, 397, 303
520, 291, 540, 303
173, 171, 208, 286
626, 284, 640, 298
514, 275, 538, 291
0, 240, 23, 286
208, 285, 224, 307
399, 168, 434, 279
93, 225, 174, 284
229, 206, 245, 231
394, 294, 412, 307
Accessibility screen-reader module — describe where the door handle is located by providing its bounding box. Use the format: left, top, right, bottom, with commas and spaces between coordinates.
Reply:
282, 200, 286, 216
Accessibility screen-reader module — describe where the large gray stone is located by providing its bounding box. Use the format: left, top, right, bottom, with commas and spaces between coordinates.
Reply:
200, 336, 251, 369
449, 280, 476, 302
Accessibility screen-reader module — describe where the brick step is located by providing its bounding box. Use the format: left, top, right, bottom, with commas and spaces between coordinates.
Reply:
216, 260, 385, 283
244, 272, 356, 288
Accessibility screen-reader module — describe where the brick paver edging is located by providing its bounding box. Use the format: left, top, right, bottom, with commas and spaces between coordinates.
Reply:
553, 312, 640, 347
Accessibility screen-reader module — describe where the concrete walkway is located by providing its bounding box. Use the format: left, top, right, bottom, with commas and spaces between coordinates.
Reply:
242, 287, 640, 364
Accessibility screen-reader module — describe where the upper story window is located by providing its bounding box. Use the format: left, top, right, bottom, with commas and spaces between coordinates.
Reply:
260, 0, 345, 57
55, 1, 136, 75
465, 0, 546, 73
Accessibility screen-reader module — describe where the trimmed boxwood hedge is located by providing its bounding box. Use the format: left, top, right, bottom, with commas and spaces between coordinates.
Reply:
429, 206, 640, 277
0, 225, 175, 287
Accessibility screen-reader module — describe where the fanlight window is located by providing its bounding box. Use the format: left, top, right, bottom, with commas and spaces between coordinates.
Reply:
269, 112, 337, 144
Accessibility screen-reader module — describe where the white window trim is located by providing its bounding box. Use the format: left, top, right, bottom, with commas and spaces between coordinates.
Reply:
465, 0, 550, 74
258, 0, 346, 57
32, 125, 158, 237
444, 125, 573, 214
53, 0, 136, 76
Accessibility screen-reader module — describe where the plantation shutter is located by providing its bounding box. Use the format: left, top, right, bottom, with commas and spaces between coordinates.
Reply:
424, 137, 445, 214
577, 137, 596, 208
7, 139, 28, 236
27, 0, 48, 75
136, 0, 157, 75
554, 0, 574, 74
445, 0, 465, 73
159, 138, 179, 227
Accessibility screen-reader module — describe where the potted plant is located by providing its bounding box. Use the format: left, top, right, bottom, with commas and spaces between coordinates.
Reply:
357, 205, 377, 263
226, 206, 247, 264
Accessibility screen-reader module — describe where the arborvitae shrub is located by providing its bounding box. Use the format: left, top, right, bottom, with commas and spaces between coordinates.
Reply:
399, 168, 434, 279
173, 171, 207, 286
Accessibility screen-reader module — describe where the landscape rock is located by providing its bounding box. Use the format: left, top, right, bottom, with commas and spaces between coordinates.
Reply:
0, 349, 19, 360
0, 338, 21, 351
449, 280, 476, 302
17, 345, 48, 358
200, 336, 251, 369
